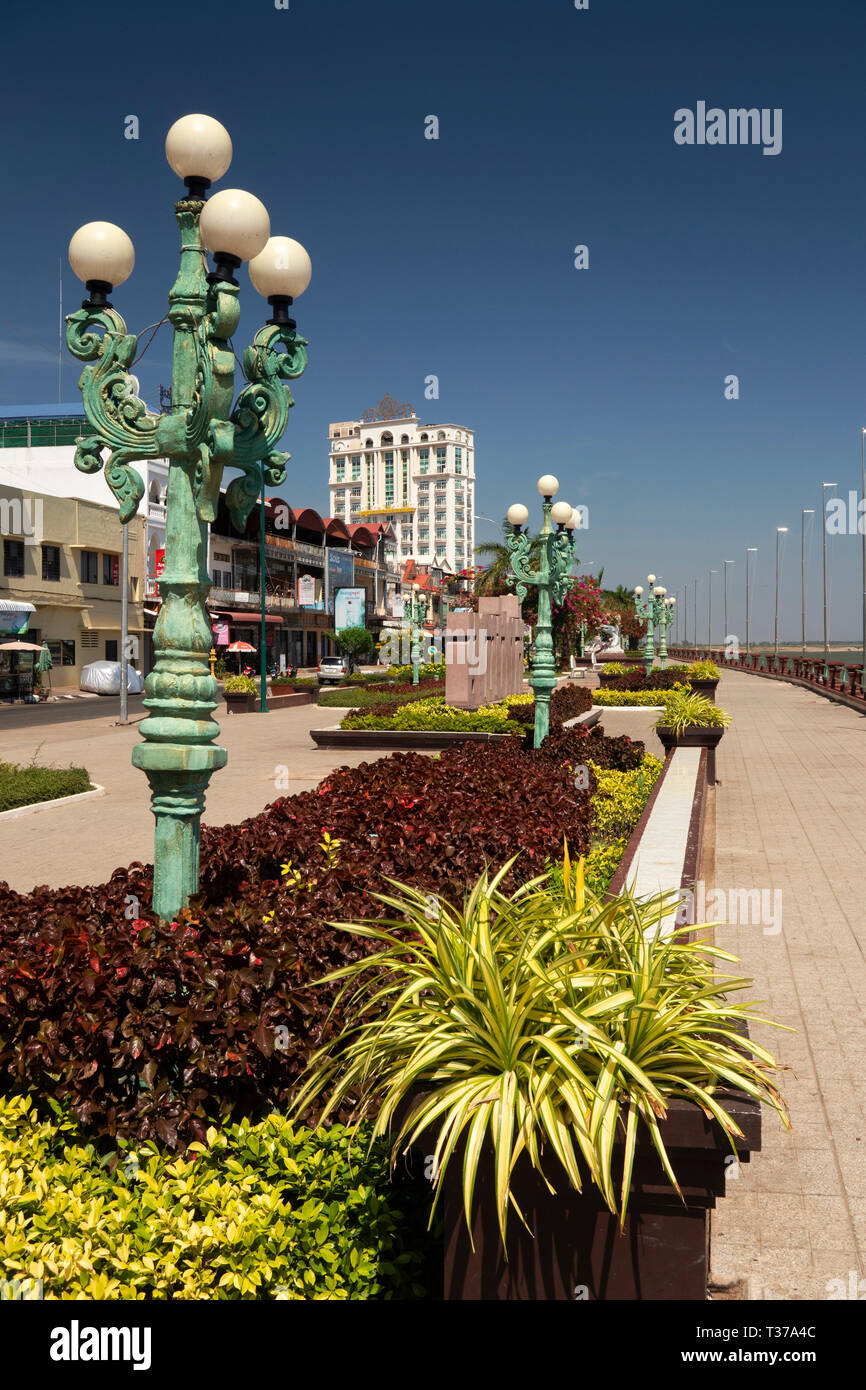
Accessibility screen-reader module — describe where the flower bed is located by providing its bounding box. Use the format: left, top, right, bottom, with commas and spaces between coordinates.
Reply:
318, 680, 442, 709
593, 688, 680, 706
601, 670, 690, 692
0, 1096, 432, 1300
0, 742, 598, 1149
342, 696, 524, 734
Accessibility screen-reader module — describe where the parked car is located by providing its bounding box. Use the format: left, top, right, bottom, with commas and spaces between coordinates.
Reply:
80, 660, 145, 695
316, 656, 349, 685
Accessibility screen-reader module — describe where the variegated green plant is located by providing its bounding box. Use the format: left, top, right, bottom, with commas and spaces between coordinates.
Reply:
292, 852, 790, 1248
654, 689, 732, 733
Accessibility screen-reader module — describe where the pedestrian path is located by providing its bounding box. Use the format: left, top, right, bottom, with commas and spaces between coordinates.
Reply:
708, 670, 866, 1300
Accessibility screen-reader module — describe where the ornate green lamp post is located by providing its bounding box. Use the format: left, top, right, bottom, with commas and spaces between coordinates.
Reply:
66, 114, 311, 921
506, 474, 576, 749
632, 575, 667, 675
406, 582, 425, 685
657, 593, 675, 669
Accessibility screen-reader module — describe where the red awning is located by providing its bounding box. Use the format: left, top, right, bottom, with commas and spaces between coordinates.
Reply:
226, 611, 283, 626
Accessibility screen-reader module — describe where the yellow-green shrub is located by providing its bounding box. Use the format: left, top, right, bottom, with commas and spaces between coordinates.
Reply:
589, 755, 662, 843
0, 1097, 431, 1300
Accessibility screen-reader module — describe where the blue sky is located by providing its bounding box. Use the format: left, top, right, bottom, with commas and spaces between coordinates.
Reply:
2, 0, 866, 642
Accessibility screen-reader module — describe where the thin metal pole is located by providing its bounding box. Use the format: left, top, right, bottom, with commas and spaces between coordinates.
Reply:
746, 548, 756, 656
120, 522, 129, 723
801, 509, 813, 656
822, 482, 836, 662
58, 258, 63, 404
774, 528, 787, 656
693, 579, 697, 653
861, 431, 866, 684
260, 478, 267, 713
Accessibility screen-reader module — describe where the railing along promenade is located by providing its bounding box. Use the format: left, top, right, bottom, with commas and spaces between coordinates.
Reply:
667, 646, 866, 710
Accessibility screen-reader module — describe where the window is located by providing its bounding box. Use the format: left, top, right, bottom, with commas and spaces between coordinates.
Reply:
401, 451, 409, 501
332, 429, 341, 439
80, 550, 98, 584
455, 447, 462, 474
418, 448, 429, 474
214, 550, 230, 563
365, 454, 374, 506
103, 553, 119, 585
42, 545, 60, 581
437, 430, 445, 440
384, 451, 394, 505
418, 510, 429, 523
455, 527, 464, 539
335, 460, 345, 481
3, 539, 25, 577
436, 447, 446, 472
419, 528, 429, 540
105, 638, 118, 662
420, 432, 428, 442
47, 639, 75, 667
436, 528, 447, 542
351, 455, 361, 480
80, 631, 98, 650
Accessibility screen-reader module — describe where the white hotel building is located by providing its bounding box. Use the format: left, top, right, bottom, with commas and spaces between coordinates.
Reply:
327, 405, 475, 575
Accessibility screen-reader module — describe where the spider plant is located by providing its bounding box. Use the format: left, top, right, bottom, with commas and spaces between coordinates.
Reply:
687, 660, 721, 680
291, 849, 789, 1249
654, 688, 731, 734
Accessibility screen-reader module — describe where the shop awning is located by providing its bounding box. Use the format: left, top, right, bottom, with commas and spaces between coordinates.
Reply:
226, 611, 283, 626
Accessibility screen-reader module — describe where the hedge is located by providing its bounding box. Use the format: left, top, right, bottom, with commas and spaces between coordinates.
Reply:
0, 1096, 433, 1299
342, 696, 523, 733
592, 688, 683, 706
0, 761, 92, 814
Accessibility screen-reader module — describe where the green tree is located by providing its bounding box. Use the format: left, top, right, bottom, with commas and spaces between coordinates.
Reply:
328, 625, 374, 673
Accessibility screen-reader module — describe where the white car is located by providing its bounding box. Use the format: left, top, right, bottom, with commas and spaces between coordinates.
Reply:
316, 656, 349, 685
80, 660, 145, 695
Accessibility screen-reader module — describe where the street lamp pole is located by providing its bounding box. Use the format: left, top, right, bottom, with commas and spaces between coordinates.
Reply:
708, 569, 718, 649
746, 548, 757, 656
723, 560, 734, 654
861, 430, 866, 685
66, 114, 311, 920
506, 475, 576, 749
801, 508, 814, 657
822, 481, 837, 664
774, 527, 788, 656
693, 579, 698, 655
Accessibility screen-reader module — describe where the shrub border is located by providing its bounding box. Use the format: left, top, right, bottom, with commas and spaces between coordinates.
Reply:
0, 782, 105, 822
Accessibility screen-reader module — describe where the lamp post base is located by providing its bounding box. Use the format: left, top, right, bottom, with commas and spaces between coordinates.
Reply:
132, 742, 227, 921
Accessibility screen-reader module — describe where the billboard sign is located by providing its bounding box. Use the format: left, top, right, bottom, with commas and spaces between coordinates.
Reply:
327, 550, 354, 613
334, 587, 366, 630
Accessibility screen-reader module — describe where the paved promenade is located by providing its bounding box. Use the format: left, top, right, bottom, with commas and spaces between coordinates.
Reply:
0, 700, 370, 894
707, 670, 866, 1300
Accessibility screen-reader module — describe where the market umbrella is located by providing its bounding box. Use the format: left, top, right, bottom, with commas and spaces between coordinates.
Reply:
37, 643, 53, 671
227, 639, 256, 674
0, 640, 44, 652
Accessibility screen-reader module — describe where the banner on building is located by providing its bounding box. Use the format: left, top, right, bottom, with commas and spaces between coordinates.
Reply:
389, 592, 404, 619
334, 587, 366, 630
154, 549, 165, 578
327, 550, 354, 613
213, 622, 230, 646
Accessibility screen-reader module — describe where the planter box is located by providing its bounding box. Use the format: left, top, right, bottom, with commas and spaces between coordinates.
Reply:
689, 677, 719, 702
656, 724, 725, 784
310, 727, 520, 750
224, 692, 257, 714
438, 1089, 760, 1300
267, 691, 313, 710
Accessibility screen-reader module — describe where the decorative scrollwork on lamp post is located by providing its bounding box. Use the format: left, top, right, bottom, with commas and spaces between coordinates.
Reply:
506, 476, 577, 749
66, 115, 312, 921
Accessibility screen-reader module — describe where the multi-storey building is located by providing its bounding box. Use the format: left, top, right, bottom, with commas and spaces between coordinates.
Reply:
327, 396, 476, 576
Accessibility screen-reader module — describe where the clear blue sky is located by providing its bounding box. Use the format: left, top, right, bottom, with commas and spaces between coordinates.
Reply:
2, 0, 866, 643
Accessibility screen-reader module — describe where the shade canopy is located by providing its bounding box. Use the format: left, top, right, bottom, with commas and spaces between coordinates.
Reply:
227, 640, 256, 652
0, 640, 44, 652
